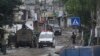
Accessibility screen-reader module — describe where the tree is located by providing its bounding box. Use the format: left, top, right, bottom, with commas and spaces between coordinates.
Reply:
63, 0, 97, 26
0, 0, 22, 27
62, 0, 97, 45
60, 0, 68, 4
65, 0, 82, 16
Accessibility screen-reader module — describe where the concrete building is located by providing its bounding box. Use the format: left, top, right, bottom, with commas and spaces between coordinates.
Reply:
13, 0, 65, 31
12, 0, 37, 32
13, 0, 38, 22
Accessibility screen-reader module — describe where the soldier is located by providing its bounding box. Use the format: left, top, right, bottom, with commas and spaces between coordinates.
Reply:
71, 32, 76, 44
0, 28, 8, 55
8, 32, 15, 49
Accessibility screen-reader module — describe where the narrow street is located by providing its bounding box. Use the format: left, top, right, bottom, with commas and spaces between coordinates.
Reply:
0, 29, 73, 56
0, 0, 99, 56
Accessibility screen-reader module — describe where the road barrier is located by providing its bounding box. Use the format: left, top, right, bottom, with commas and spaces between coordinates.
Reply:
60, 45, 100, 56
93, 45, 100, 56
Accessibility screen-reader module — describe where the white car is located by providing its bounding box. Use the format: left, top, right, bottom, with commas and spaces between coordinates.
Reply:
38, 31, 55, 48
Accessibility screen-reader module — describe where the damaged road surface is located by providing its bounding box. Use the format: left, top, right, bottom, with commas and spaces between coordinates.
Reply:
0, 47, 60, 56
0, 29, 71, 56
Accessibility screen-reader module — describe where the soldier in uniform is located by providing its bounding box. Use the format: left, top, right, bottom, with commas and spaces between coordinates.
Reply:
0, 28, 8, 55
8, 32, 15, 48
71, 32, 76, 44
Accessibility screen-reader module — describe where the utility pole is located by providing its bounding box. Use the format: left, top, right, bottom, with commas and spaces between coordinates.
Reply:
34, 0, 39, 32
44, 0, 47, 30
53, 0, 56, 25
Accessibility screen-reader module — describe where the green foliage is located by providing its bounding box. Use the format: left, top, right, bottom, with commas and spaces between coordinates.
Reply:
65, 0, 82, 15
62, 0, 97, 46
61, 0, 68, 4
0, 0, 22, 26
0, 0, 22, 15
83, 29, 90, 46
64, 0, 96, 27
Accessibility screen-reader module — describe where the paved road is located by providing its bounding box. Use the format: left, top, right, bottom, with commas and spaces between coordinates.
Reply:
0, 29, 72, 56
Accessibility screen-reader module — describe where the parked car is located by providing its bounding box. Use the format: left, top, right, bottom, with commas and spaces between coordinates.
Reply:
38, 31, 55, 48
53, 25, 62, 35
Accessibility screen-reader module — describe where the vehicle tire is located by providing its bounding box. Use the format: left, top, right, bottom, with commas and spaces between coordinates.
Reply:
59, 32, 62, 35
51, 44, 55, 48
29, 45, 32, 48
38, 44, 43, 48
15, 43, 19, 48
33, 41, 37, 48
29, 42, 33, 48
38, 45, 41, 48
33, 43, 37, 48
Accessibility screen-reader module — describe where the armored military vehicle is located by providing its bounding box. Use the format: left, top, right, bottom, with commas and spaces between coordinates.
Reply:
15, 24, 38, 48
